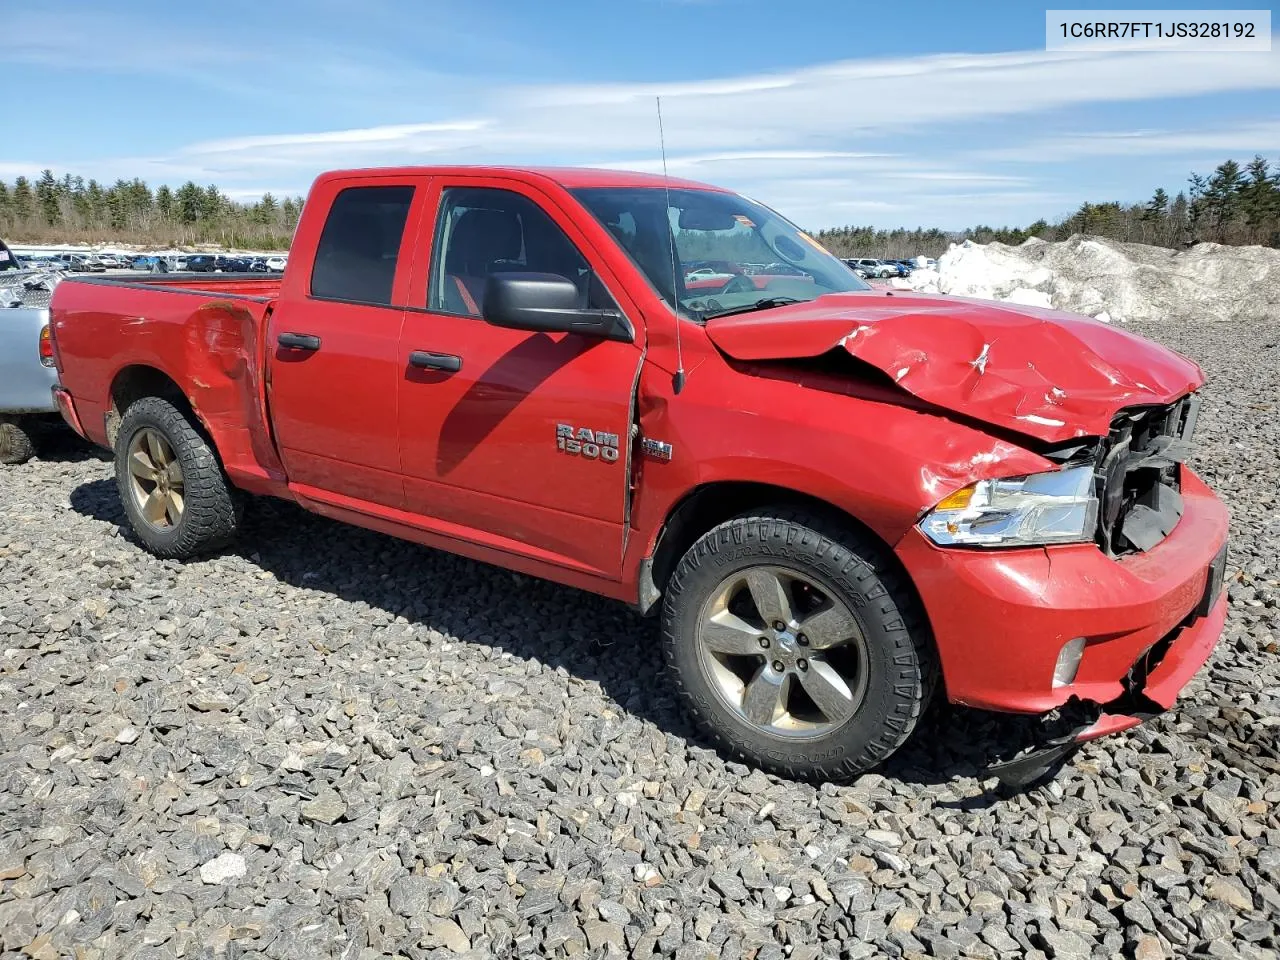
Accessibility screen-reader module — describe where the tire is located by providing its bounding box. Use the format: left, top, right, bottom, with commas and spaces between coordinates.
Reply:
661, 508, 936, 781
114, 396, 241, 559
0, 417, 36, 465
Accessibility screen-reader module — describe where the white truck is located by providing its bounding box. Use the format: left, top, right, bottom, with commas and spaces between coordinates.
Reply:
0, 239, 64, 463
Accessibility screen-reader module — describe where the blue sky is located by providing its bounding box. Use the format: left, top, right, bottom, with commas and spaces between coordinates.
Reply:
2, 0, 1278, 229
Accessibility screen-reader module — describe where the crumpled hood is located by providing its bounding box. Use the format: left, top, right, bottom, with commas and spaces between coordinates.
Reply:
704, 291, 1204, 442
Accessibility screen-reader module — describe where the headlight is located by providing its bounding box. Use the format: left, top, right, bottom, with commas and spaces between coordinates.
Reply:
919, 465, 1098, 547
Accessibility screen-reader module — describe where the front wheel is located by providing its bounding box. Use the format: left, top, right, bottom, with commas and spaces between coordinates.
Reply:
114, 396, 242, 559
661, 509, 936, 781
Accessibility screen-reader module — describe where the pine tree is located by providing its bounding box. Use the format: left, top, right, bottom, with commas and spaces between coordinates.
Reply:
11, 176, 34, 221
201, 185, 223, 221
85, 180, 106, 225
1144, 188, 1168, 219
155, 184, 174, 221
1241, 155, 1278, 241
1168, 192, 1190, 245
256, 192, 278, 226
37, 170, 60, 226
176, 182, 203, 224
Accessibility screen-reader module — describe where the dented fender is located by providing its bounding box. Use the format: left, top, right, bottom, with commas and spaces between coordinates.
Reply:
184, 299, 288, 492
48, 278, 288, 496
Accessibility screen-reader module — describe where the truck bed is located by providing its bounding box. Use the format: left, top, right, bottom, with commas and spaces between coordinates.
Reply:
51, 272, 286, 494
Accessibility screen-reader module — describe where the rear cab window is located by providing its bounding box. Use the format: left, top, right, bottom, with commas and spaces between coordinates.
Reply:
310, 185, 415, 306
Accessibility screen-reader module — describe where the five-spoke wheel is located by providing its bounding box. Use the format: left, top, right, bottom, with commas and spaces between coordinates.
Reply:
126, 427, 185, 528
697, 566, 869, 737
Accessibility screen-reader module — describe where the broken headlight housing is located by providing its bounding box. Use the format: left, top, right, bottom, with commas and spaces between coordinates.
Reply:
919, 465, 1099, 548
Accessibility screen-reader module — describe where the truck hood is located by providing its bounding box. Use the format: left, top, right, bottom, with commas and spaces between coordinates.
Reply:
703, 291, 1204, 442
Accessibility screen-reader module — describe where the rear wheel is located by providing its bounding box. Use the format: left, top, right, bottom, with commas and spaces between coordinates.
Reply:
114, 396, 241, 559
0, 417, 36, 465
662, 508, 936, 781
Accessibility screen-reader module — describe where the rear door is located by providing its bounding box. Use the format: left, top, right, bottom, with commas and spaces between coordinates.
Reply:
396, 177, 645, 578
266, 175, 425, 508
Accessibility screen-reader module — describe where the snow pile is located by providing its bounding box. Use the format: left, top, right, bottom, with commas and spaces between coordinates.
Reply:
906, 234, 1280, 324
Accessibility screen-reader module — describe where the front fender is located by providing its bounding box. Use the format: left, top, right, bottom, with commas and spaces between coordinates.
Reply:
622, 351, 1053, 598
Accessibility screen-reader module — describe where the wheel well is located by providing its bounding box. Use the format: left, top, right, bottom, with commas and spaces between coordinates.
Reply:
641, 481, 906, 615
107, 365, 198, 447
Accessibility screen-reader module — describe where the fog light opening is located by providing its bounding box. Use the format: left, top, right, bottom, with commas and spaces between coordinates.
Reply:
1053, 637, 1086, 688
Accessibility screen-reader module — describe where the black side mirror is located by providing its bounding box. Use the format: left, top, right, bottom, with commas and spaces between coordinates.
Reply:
482, 273, 634, 343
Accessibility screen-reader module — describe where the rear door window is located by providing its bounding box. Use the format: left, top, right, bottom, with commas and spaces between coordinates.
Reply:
310, 185, 414, 306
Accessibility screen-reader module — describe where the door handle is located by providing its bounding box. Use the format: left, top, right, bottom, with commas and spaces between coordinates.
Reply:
408, 350, 462, 373
278, 332, 321, 351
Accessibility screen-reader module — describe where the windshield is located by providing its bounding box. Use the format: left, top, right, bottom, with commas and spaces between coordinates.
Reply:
571, 186, 869, 320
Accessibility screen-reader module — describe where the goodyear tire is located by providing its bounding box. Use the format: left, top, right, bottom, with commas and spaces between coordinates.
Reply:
114, 396, 241, 559
661, 508, 936, 781
0, 417, 36, 465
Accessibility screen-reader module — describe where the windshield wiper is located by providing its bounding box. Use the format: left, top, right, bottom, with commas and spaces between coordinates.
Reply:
701, 296, 805, 320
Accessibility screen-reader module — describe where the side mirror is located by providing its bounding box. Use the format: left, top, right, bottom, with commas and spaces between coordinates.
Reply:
482, 273, 634, 343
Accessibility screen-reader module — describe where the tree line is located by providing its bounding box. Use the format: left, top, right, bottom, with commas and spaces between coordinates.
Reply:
0, 170, 302, 249
815, 155, 1280, 259
3, 155, 1279, 256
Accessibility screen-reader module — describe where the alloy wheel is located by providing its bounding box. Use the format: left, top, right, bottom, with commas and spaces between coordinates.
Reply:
126, 427, 185, 528
695, 565, 870, 738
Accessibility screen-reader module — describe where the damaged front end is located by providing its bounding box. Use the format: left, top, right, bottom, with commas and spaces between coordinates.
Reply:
1042, 392, 1201, 557
1096, 394, 1199, 554
949, 394, 1227, 787
990, 536, 1229, 787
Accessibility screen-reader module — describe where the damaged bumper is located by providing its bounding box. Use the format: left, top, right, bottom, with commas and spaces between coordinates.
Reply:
897, 467, 1229, 743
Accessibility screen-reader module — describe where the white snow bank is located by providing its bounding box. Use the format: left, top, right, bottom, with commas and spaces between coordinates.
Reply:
905, 234, 1280, 324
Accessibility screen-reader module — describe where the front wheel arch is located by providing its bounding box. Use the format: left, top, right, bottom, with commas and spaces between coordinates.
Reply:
642, 481, 913, 597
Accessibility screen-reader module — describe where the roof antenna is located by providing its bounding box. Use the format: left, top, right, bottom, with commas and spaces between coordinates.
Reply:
657, 95, 686, 395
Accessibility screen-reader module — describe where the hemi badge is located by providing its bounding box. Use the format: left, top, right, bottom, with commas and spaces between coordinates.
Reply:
641, 437, 673, 462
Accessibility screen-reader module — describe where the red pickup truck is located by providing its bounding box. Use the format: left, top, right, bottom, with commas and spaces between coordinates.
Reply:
48, 166, 1229, 783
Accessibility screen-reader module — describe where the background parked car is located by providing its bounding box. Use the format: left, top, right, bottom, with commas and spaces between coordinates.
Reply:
132, 255, 169, 273
849, 257, 895, 278
265, 255, 287, 271
185, 255, 218, 273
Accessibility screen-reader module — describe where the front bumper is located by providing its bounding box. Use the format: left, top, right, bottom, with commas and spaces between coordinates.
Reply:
896, 467, 1229, 728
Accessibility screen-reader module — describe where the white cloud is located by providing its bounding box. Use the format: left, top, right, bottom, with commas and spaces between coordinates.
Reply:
136, 45, 1279, 185
6, 22, 1280, 228
982, 119, 1280, 161
185, 122, 494, 156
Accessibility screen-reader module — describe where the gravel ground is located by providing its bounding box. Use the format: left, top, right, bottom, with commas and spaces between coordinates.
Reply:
1, 320, 1278, 960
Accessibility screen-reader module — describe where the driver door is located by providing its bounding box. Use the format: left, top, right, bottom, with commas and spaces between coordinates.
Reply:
396, 177, 646, 578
